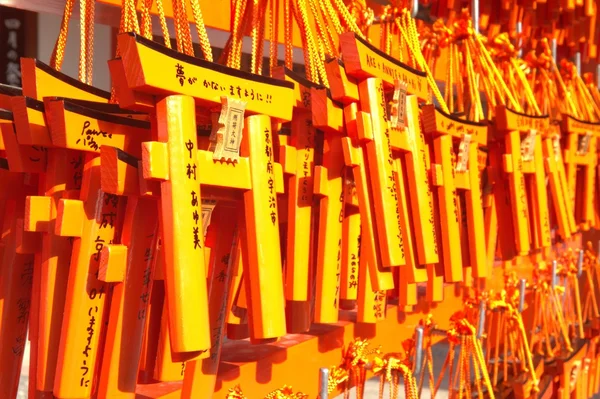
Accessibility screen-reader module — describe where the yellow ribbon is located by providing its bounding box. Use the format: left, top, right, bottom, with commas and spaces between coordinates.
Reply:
264, 386, 308, 399
225, 385, 247, 399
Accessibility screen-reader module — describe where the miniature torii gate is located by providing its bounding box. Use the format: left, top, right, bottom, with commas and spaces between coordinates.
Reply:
112, 32, 298, 397
492, 106, 553, 265
421, 105, 489, 281
561, 115, 600, 232
116, 31, 293, 344
543, 124, 577, 242
336, 32, 445, 303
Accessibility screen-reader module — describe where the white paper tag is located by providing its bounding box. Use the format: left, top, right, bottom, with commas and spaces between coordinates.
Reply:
201, 199, 218, 237
455, 134, 472, 173
552, 135, 561, 160
210, 96, 247, 162
520, 129, 537, 161
390, 79, 408, 129
577, 132, 592, 155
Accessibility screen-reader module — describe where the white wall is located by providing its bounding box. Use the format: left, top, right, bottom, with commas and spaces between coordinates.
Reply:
37, 12, 112, 91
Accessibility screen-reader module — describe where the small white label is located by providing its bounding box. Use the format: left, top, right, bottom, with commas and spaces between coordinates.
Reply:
209, 96, 247, 162
577, 132, 592, 155
390, 79, 408, 129
552, 135, 561, 160
455, 134, 472, 173
521, 129, 537, 161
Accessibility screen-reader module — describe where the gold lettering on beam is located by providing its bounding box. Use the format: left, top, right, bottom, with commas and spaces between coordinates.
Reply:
421, 105, 488, 146
495, 106, 551, 133
44, 99, 151, 157
117, 33, 294, 121
339, 32, 428, 100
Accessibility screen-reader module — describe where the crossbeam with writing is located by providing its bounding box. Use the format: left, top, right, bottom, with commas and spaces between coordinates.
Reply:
330, 58, 408, 270
339, 32, 428, 99
335, 46, 441, 271
117, 33, 293, 122
496, 106, 552, 255
327, 53, 432, 307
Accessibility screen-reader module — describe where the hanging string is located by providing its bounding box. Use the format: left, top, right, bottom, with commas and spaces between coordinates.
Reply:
343, 339, 381, 399
331, 0, 364, 38
156, 0, 173, 47
530, 263, 573, 358
556, 250, 585, 339
172, 0, 194, 56
293, 0, 322, 83
307, 0, 334, 59
326, 366, 350, 396
123, 0, 140, 34
181, 0, 196, 56
268, 0, 279, 75
264, 386, 309, 399
254, 0, 268, 74
139, 0, 152, 40
393, 9, 448, 112
249, 0, 261, 74
221, 0, 247, 68
317, 0, 342, 45
487, 291, 539, 395
189, 0, 214, 61
84, 0, 95, 85
78, 0, 88, 83
225, 385, 247, 399
438, 312, 496, 399
172, 0, 184, 53
372, 354, 419, 399
284, 0, 293, 68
